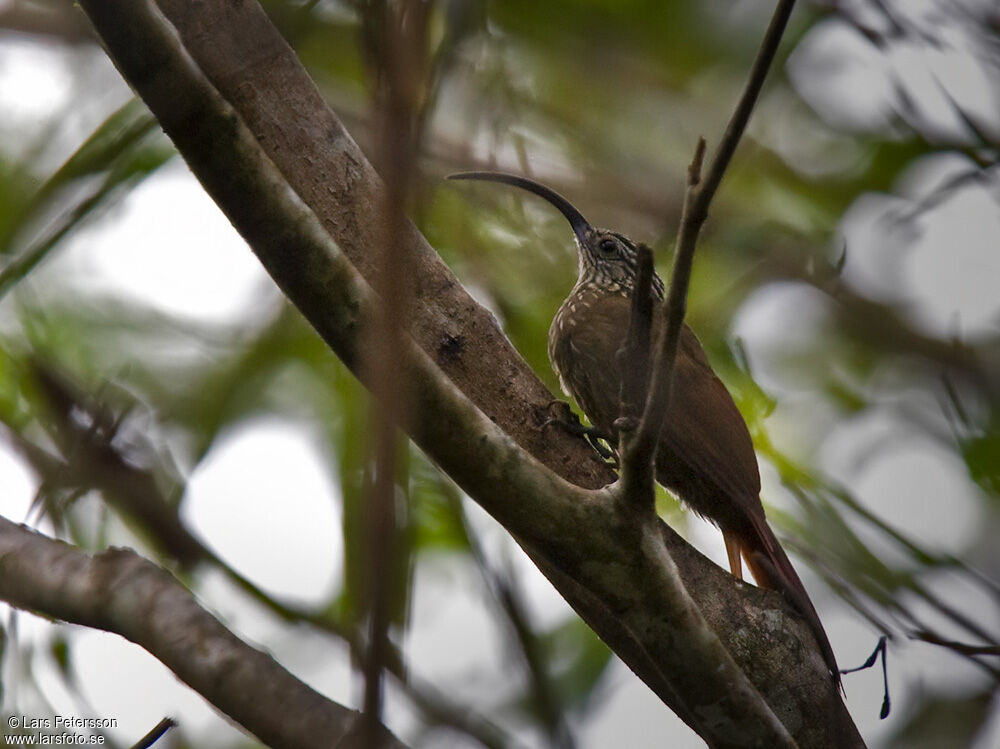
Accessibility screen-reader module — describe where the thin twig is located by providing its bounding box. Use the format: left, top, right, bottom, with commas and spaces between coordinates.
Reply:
908, 583, 1000, 652
625, 138, 706, 476
910, 630, 1000, 658
622, 0, 797, 499
128, 717, 176, 749
692, 0, 797, 222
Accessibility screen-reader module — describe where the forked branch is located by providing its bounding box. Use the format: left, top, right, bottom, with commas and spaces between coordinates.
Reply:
620, 0, 797, 504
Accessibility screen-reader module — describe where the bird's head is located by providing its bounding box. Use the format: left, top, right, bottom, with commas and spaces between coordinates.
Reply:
449, 171, 663, 298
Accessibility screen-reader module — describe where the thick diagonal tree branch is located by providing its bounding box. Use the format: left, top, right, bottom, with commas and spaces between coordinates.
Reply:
0, 517, 407, 749
63, 0, 864, 746
151, 0, 612, 491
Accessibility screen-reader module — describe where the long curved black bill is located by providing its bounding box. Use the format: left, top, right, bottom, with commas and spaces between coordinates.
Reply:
448, 171, 592, 243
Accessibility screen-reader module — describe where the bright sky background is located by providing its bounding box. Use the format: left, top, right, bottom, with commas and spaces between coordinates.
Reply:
0, 6, 998, 748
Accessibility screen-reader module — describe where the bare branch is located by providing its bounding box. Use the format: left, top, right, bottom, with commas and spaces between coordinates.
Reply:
610, 2, 825, 742
0, 517, 408, 749
629, 0, 796, 474
911, 631, 1000, 658
693, 0, 797, 223
626, 138, 706, 474
128, 717, 176, 749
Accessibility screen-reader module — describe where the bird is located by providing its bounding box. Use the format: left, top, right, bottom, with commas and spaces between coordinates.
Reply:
450, 170, 840, 683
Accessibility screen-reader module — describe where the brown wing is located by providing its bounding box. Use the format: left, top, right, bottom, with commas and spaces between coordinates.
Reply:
551, 294, 761, 519
656, 323, 762, 522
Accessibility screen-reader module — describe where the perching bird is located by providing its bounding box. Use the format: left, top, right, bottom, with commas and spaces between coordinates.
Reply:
450, 170, 840, 682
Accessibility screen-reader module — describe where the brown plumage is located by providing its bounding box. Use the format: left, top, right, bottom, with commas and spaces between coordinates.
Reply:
451, 170, 840, 683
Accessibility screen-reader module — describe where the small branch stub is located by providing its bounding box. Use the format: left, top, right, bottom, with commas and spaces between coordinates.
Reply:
616, 242, 656, 508
128, 717, 176, 749
688, 137, 707, 189
619, 0, 795, 503
616, 242, 656, 433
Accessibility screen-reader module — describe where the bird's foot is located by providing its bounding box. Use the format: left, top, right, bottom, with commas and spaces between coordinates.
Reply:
542, 400, 617, 463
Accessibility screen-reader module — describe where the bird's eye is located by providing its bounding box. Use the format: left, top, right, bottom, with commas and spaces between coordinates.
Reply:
598, 238, 618, 256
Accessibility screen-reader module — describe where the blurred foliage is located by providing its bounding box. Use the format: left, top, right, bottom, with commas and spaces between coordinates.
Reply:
1, 0, 999, 747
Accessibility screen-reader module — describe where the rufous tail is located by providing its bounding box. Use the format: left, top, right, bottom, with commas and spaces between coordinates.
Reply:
740, 511, 841, 686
